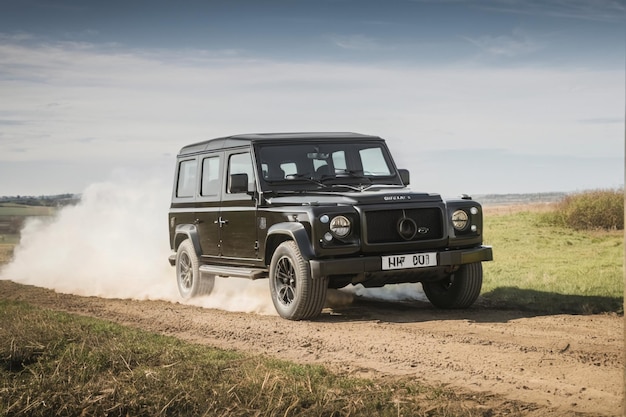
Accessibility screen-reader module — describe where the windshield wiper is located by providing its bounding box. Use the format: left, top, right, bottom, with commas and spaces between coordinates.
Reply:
333, 169, 372, 182
316, 169, 376, 191
276, 170, 385, 192
284, 173, 328, 188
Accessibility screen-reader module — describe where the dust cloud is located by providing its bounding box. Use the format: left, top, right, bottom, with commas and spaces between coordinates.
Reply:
346, 283, 427, 302
0, 175, 278, 315
0, 175, 425, 316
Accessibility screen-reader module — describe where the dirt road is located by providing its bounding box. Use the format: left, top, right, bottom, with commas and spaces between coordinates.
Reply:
0, 280, 622, 416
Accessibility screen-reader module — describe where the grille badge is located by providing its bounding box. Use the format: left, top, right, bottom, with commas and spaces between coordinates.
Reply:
397, 217, 417, 240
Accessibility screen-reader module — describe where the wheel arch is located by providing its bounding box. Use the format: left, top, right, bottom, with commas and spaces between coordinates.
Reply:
265, 222, 314, 266
173, 224, 202, 257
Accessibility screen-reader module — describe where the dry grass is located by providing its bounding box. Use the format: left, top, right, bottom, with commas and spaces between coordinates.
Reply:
547, 189, 624, 230
0, 301, 529, 417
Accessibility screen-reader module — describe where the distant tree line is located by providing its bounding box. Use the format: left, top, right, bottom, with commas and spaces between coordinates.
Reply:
474, 192, 567, 206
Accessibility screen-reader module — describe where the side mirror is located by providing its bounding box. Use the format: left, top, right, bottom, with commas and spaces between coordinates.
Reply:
229, 173, 249, 194
398, 169, 410, 186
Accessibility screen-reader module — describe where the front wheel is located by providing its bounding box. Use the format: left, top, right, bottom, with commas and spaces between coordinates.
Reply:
269, 241, 327, 320
176, 239, 214, 299
422, 262, 483, 309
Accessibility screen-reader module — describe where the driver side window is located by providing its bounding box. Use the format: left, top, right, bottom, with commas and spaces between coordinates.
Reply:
227, 152, 255, 194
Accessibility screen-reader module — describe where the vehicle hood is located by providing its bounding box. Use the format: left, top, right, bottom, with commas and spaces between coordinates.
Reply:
264, 188, 442, 206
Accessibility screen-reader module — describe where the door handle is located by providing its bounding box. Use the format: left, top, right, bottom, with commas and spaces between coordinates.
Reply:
213, 217, 228, 227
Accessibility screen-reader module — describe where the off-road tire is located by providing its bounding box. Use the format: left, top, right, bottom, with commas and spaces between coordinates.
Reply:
176, 239, 214, 299
422, 262, 482, 309
269, 241, 327, 320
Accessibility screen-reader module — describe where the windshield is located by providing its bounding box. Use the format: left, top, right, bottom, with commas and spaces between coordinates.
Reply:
256, 141, 401, 191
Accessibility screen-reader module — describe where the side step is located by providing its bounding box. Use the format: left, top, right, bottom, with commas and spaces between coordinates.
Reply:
199, 265, 268, 280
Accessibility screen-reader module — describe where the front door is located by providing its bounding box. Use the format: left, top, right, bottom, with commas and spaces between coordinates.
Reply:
219, 150, 259, 262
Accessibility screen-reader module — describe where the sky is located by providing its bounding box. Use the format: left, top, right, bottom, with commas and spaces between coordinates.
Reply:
0, 0, 624, 197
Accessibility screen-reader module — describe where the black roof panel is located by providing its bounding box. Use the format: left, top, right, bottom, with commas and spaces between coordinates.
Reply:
178, 132, 382, 155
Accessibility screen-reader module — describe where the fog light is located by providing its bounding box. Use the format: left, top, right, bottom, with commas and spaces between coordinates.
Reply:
470, 207, 478, 215
471, 225, 477, 232
323, 232, 333, 242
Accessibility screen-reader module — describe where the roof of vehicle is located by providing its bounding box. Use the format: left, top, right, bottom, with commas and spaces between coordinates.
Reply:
178, 132, 383, 156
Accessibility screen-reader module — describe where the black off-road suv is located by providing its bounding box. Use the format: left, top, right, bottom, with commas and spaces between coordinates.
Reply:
168, 133, 492, 320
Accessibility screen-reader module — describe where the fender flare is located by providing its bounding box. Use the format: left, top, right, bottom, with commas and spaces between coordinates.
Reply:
173, 224, 202, 257
266, 222, 315, 262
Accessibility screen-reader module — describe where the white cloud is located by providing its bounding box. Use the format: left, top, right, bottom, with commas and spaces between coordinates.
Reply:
330, 34, 388, 51
0, 37, 623, 195
463, 29, 541, 57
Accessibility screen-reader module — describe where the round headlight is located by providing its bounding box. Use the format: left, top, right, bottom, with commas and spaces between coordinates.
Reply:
329, 215, 351, 238
452, 210, 469, 231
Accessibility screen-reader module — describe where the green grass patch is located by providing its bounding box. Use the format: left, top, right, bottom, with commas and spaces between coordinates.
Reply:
0, 234, 19, 244
482, 210, 623, 313
0, 301, 527, 417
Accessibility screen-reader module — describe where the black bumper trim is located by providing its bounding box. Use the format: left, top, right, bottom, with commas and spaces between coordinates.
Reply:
310, 246, 492, 278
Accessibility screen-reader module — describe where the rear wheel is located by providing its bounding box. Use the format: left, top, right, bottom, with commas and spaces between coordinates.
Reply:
269, 241, 327, 320
422, 262, 482, 309
176, 239, 214, 299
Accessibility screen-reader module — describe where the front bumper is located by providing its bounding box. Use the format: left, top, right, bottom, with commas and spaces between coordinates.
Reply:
310, 245, 493, 278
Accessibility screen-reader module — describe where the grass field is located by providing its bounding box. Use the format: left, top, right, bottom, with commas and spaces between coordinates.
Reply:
481, 208, 623, 313
0, 204, 55, 216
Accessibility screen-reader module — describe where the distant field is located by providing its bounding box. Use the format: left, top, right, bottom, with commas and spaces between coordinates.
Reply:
475, 192, 566, 206
0, 204, 56, 238
0, 204, 56, 262
0, 204, 55, 216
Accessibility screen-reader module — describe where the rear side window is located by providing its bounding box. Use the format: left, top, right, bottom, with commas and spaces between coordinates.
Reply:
201, 156, 220, 196
176, 159, 197, 198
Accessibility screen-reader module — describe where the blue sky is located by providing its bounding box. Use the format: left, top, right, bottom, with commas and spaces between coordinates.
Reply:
0, 0, 624, 196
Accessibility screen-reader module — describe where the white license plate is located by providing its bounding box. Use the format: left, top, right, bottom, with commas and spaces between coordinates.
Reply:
381, 252, 437, 270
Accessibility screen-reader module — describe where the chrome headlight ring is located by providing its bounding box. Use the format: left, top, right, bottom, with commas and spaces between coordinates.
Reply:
451, 209, 469, 231
329, 215, 351, 238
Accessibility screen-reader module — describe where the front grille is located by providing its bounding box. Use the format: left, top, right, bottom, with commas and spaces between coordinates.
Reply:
364, 208, 443, 243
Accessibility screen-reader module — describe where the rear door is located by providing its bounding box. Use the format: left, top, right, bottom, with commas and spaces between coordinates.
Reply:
196, 153, 222, 258
169, 157, 199, 247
